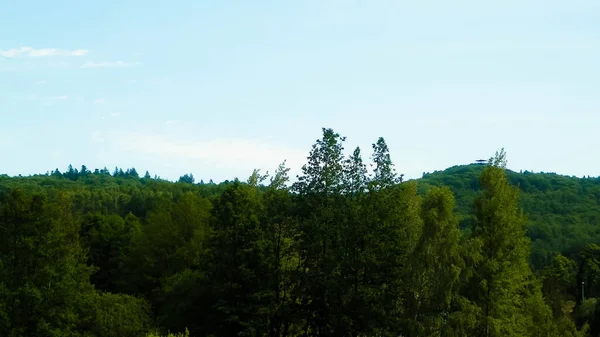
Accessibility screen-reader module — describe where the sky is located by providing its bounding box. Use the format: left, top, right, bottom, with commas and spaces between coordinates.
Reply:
1, 0, 599, 183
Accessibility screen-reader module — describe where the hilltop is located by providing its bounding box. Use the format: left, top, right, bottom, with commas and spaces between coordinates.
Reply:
416, 164, 600, 269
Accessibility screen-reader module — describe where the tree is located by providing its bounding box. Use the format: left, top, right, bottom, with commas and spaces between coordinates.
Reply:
113, 167, 125, 177
360, 180, 424, 336
51, 168, 62, 178
83, 291, 154, 337
293, 128, 346, 196
65, 164, 79, 181
127, 168, 140, 178
118, 192, 211, 298
542, 254, 577, 318
404, 186, 466, 336
178, 174, 195, 184
0, 188, 95, 336
343, 147, 368, 196
291, 128, 348, 336
262, 163, 303, 336
269, 161, 291, 191
203, 181, 270, 336
247, 169, 269, 187
579, 244, 600, 301
370, 137, 397, 190
83, 213, 142, 292
541, 254, 587, 336
466, 150, 555, 336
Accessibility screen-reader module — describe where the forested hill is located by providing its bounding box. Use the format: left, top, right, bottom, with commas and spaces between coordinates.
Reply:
2, 159, 600, 272
416, 164, 600, 269
1, 129, 598, 336
2, 160, 599, 272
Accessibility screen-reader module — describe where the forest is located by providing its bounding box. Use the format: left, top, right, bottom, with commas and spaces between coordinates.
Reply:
1, 127, 600, 336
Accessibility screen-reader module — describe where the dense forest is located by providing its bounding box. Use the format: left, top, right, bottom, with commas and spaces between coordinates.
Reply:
1, 128, 600, 336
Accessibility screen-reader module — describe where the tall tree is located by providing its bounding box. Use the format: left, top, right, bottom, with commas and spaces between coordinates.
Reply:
343, 147, 368, 196
0, 188, 95, 336
263, 162, 303, 337
204, 181, 270, 336
247, 169, 269, 187
293, 128, 346, 196
466, 149, 556, 336
370, 137, 397, 191
269, 161, 290, 191
404, 186, 465, 336
291, 128, 349, 336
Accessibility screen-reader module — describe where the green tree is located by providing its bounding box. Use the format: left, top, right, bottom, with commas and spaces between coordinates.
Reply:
178, 174, 195, 184
247, 169, 269, 187
204, 181, 270, 336
343, 147, 367, 196
262, 162, 303, 337
83, 213, 142, 292
269, 161, 290, 191
541, 254, 577, 318
292, 128, 348, 336
0, 188, 95, 336
466, 149, 556, 336
83, 291, 154, 337
293, 128, 346, 196
370, 137, 397, 191
118, 192, 211, 298
404, 186, 465, 336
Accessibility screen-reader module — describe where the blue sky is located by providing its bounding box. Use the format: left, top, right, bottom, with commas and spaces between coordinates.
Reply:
1, 0, 599, 182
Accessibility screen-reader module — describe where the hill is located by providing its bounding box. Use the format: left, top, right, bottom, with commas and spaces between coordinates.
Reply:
3, 162, 599, 272
416, 164, 600, 269
0, 130, 596, 336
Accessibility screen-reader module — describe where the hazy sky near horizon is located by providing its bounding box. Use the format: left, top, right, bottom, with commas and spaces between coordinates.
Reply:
1, 0, 599, 182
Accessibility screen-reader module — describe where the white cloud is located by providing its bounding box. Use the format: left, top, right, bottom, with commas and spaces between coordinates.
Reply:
35, 80, 47, 85
93, 99, 105, 104
81, 61, 140, 69
54, 95, 69, 100
0, 47, 88, 58
110, 112, 121, 117
102, 131, 307, 176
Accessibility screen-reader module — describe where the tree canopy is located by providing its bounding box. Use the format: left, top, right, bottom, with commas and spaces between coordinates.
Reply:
0, 128, 596, 336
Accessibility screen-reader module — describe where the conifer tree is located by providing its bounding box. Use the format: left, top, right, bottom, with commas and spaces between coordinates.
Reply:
343, 147, 368, 196
467, 149, 557, 336
292, 128, 347, 335
370, 137, 397, 191
293, 128, 346, 196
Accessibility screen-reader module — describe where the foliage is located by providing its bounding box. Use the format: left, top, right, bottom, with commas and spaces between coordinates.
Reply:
146, 329, 190, 337
0, 127, 597, 336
